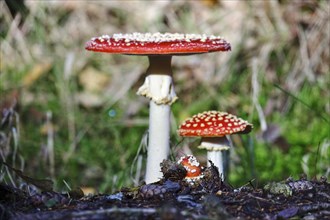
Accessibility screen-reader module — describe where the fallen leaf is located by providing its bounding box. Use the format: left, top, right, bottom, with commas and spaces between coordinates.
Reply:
22, 62, 52, 87
201, 0, 219, 7
75, 91, 104, 108
80, 187, 97, 196
79, 67, 110, 92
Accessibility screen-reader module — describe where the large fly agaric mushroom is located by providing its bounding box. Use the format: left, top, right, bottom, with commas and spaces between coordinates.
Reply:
85, 33, 231, 183
178, 111, 253, 180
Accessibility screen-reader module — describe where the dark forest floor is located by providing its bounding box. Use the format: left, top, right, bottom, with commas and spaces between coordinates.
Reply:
1, 161, 329, 220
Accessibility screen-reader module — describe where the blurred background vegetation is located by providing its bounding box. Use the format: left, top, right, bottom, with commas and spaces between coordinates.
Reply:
1, 0, 329, 193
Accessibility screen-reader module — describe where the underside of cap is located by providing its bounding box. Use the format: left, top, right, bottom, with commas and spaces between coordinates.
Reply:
85, 32, 231, 55
198, 136, 231, 151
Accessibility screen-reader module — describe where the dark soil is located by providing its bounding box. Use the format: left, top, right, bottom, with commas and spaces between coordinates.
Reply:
1, 161, 329, 220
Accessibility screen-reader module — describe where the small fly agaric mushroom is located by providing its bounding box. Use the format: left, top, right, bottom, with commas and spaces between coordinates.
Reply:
178, 111, 253, 180
85, 33, 231, 183
177, 155, 202, 179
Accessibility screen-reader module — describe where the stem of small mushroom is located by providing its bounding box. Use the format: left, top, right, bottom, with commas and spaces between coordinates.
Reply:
137, 56, 178, 183
199, 136, 230, 180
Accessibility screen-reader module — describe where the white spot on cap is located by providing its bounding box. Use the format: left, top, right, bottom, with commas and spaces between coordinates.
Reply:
95, 32, 226, 44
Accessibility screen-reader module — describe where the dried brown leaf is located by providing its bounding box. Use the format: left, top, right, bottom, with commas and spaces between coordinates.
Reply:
79, 67, 110, 92
22, 62, 52, 87
75, 91, 104, 108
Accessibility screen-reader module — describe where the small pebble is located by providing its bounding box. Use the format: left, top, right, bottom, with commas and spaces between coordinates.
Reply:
106, 192, 123, 201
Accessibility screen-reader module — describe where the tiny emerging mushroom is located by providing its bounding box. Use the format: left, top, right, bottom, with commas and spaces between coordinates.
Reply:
177, 155, 203, 183
85, 33, 231, 183
177, 155, 202, 178
178, 111, 253, 180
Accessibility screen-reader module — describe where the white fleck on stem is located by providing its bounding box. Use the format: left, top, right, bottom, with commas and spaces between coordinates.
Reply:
199, 136, 230, 180
138, 56, 178, 183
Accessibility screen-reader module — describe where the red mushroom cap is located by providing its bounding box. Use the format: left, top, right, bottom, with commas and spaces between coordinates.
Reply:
178, 111, 253, 137
85, 33, 231, 55
178, 155, 202, 178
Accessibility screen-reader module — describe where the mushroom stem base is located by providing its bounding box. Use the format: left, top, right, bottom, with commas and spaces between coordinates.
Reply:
145, 102, 170, 183
199, 136, 230, 180
207, 151, 227, 179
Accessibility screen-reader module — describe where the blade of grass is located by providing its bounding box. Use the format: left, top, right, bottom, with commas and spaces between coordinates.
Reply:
274, 84, 329, 124
313, 142, 320, 177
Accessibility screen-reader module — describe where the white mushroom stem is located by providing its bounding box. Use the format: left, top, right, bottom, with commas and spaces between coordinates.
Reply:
199, 136, 230, 180
137, 56, 178, 183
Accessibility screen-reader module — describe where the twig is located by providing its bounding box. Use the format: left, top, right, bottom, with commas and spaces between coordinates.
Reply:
62, 179, 72, 191
62, 52, 77, 162
46, 111, 55, 179
251, 58, 267, 132
247, 193, 270, 203
11, 110, 21, 166
249, 58, 263, 179
298, 202, 330, 214
130, 130, 148, 186
70, 207, 157, 217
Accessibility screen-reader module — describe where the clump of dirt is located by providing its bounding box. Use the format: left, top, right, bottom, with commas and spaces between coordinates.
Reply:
1, 160, 329, 220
